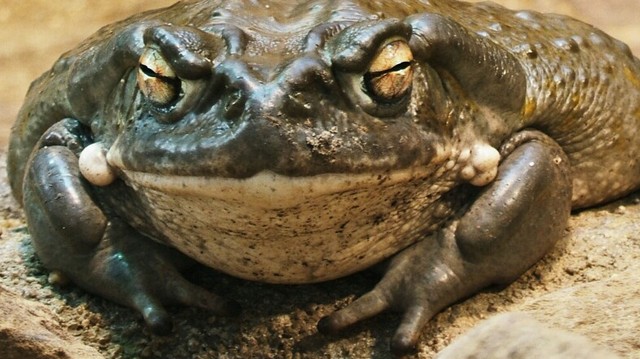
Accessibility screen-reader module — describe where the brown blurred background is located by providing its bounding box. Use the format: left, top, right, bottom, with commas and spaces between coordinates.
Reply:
1, 0, 638, 148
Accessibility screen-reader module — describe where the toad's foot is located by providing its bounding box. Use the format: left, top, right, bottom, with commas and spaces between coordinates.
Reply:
319, 131, 572, 355
23, 119, 239, 333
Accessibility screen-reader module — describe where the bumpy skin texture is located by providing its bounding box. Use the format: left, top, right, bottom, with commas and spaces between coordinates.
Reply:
7, 0, 640, 354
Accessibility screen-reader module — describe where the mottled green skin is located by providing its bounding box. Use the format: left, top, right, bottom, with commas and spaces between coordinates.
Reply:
6, 0, 640, 354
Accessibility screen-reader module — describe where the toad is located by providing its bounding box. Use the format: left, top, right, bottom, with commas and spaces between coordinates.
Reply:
7, 0, 640, 354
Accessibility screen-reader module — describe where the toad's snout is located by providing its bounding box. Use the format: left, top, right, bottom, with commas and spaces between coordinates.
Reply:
208, 55, 340, 122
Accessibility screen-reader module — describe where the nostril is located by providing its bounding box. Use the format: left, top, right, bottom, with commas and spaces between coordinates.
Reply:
224, 90, 246, 119
283, 91, 315, 117
275, 56, 339, 117
288, 92, 312, 110
213, 59, 259, 120
282, 56, 336, 92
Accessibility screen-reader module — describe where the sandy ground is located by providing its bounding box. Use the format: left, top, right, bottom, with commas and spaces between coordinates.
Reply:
0, 1, 639, 358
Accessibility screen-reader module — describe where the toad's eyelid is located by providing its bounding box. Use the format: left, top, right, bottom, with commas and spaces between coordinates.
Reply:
143, 25, 216, 79
328, 20, 413, 72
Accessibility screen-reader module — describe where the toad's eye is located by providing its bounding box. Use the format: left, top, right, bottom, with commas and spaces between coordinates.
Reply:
137, 47, 181, 107
364, 39, 413, 103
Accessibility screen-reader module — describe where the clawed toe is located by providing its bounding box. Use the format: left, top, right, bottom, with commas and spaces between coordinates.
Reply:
390, 334, 419, 356
316, 236, 464, 354
390, 306, 430, 355
318, 295, 428, 355
166, 275, 242, 316
128, 272, 242, 334
66, 223, 243, 334
317, 291, 390, 335
136, 298, 173, 335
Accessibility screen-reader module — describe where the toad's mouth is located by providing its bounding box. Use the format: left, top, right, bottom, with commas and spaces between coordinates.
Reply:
120, 167, 433, 207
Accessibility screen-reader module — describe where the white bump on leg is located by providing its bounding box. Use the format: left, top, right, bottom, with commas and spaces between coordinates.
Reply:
79, 142, 116, 186
466, 144, 500, 186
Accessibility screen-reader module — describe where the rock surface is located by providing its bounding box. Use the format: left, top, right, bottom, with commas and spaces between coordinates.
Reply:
0, 285, 103, 359
520, 264, 640, 355
435, 312, 621, 359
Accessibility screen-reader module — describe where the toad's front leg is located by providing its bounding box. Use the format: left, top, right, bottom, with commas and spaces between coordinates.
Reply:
319, 131, 572, 354
23, 119, 239, 333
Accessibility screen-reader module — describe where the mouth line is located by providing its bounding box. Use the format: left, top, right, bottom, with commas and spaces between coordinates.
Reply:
119, 167, 434, 208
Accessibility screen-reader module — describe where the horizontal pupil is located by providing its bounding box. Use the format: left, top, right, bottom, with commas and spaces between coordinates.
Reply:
367, 61, 412, 78
138, 63, 182, 106
139, 63, 179, 86
139, 63, 158, 77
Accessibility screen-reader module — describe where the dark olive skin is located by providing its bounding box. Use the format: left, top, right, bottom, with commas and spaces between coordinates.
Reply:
7, 0, 640, 354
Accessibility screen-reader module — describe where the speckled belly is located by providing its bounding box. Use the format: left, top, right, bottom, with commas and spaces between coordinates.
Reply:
122, 165, 456, 283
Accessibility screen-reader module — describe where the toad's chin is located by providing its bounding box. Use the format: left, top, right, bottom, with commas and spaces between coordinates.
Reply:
112, 163, 456, 284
